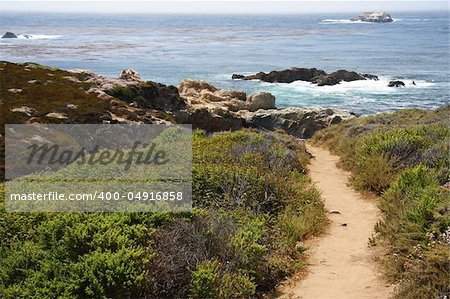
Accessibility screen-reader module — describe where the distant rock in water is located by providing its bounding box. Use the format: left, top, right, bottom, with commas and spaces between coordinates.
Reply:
362, 74, 379, 81
233, 68, 326, 83
231, 74, 245, 80
388, 80, 405, 87
2, 32, 17, 38
352, 11, 393, 23
313, 70, 366, 86
232, 67, 378, 86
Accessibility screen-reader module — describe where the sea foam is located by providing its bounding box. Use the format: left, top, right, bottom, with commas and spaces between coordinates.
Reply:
16, 34, 62, 40
260, 77, 435, 96
320, 19, 371, 24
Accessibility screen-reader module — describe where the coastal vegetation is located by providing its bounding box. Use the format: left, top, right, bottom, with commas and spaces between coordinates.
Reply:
2, 61, 449, 298
312, 106, 450, 298
0, 129, 326, 298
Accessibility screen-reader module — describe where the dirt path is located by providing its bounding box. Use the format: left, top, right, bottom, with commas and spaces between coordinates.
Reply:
278, 144, 392, 299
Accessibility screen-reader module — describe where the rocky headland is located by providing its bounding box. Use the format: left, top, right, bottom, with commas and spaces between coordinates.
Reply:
2, 61, 353, 140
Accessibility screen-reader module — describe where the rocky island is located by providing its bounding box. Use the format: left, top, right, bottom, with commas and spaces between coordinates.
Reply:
232, 67, 379, 86
352, 11, 394, 23
1, 32, 17, 38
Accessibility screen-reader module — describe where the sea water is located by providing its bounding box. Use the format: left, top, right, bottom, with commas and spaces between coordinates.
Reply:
1, 11, 448, 114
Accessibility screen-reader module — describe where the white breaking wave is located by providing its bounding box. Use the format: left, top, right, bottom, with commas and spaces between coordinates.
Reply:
321, 18, 401, 24
260, 77, 435, 96
16, 34, 62, 40
320, 19, 371, 24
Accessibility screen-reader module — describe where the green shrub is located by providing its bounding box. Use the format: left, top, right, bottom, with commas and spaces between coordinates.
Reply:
0, 129, 326, 298
190, 260, 219, 299
217, 272, 256, 299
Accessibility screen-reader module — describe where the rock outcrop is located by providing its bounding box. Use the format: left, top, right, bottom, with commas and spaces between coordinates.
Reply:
313, 70, 366, 86
246, 92, 276, 112
239, 108, 352, 139
232, 67, 378, 86
119, 69, 142, 81
233, 68, 327, 83
177, 79, 353, 137
2, 32, 17, 38
352, 12, 393, 23
388, 80, 405, 87
178, 79, 275, 112
3, 62, 175, 126
3, 61, 354, 140
70, 68, 187, 112
175, 108, 244, 132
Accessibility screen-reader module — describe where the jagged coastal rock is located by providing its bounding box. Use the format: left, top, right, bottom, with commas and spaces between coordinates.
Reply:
3, 62, 354, 138
388, 80, 405, 87
69, 68, 187, 112
233, 68, 327, 83
352, 12, 393, 23
2, 32, 17, 38
119, 68, 142, 81
232, 68, 378, 86
239, 108, 351, 139
178, 79, 275, 111
313, 70, 366, 86
177, 79, 353, 137
246, 92, 276, 112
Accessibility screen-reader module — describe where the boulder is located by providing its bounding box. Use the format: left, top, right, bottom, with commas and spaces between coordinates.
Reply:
246, 92, 276, 111
388, 80, 405, 87
45, 112, 68, 119
175, 107, 244, 132
353, 12, 393, 23
119, 69, 142, 81
231, 74, 245, 80
2, 32, 17, 38
69, 68, 187, 112
314, 70, 366, 86
241, 108, 354, 139
178, 79, 218, 95
362, 74, 379, 80
11, 106, 37, 117
178, 80, 253, 112
215, 89, 247, 101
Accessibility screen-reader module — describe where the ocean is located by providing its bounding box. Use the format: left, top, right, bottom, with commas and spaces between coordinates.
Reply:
1, 11, 449, 114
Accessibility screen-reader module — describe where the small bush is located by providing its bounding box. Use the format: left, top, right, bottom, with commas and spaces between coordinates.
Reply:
190, 260, 219, 299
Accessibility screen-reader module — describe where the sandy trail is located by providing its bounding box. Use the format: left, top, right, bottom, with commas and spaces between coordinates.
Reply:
278, 144, 392, 299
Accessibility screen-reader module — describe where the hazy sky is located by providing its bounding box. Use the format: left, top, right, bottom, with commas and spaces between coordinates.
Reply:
0, 1, 448, 14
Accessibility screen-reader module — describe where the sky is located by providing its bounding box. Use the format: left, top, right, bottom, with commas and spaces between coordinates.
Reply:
0, 0, 448, 14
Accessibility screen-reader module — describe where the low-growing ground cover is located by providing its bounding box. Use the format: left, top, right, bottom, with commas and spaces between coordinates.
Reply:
0, 129, 326, 298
